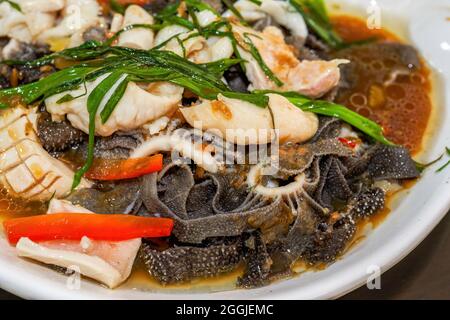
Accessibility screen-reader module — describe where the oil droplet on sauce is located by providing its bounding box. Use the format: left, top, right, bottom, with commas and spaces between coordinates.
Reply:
331, 15, 432, 154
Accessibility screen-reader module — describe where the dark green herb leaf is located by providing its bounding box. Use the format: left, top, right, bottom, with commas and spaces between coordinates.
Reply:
104, 24, 163, 46
222, 91, 269, 108
436, 147, 450, 172
248, 0, 262, 5
56, 81, 87, 104
185, 0, 219, 15
258, 90, 393, 145
100, 75, 129, 123
289, 0, 343, 48
415, 155, 443, 173
199, 58, 242, 77
221, 0, 248, 25
72, 71, 124, 189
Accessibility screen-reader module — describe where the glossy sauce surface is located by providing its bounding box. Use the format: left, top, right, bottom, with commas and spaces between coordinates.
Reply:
331, 16, 432, 154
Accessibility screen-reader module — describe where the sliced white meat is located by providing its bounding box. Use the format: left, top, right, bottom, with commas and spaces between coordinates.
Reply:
225, 0, 308, 41
154, 10, 233, 63
0, 0, 63, 43
193, 9, 219, 28
16, 237, 141, 289
233, 24, 348, 98
0, 108, 91, 201
155, 26, 207, 60
180, 93, 318, 145
13, 199, 142, 289
191, 36, 234, 63
223, 0, 265, 21
38, 0, 103, 44
267, 93, 318, 144
45, 74, 183, 137
180, 94, 274, 145
116, 5, 155, 50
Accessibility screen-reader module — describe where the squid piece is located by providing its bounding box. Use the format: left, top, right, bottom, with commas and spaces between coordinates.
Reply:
225, 0, 308, 41
233, 24, 348, 98
131, 128, 223, 173
267, 93, 319, 144
45, 74, 183, 137
180, 94, 274, 145
115, 5, 155, 50
154, 25, 207, 60
180, 93, 318, 145
14, 199, 141, 289
153, 10, 233, 63
0, 0, 63, 43
0, 108, 91, 201
38, 0, 103, 45
16, 237, 141, 289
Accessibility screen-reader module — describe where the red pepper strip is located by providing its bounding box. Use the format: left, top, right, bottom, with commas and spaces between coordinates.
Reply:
85, 154, 163, 181
338, 137, 357, 149
3, 213, 174, 245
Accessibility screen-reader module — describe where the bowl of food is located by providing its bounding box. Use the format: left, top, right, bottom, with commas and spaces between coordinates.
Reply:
0, 0, 449, 300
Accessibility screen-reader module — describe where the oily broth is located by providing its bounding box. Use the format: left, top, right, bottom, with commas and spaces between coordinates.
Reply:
0, 16, 434, 290
331, 15, 432, 154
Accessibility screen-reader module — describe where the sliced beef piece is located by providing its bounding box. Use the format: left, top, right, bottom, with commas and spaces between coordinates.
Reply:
238, 233, 272, 288
309, 117, 342, 142
367, 145, 420, 180
37, 111, 86, 152
140, 238, 243, 284
74, 131, 143, 160
67, 179, 142, 214
302, 216, 356, 264
314, 156, 354, 209
185, 179, 217, 219
350, 187, 385, 219
141, 164, 287, 244
276, 138, 351, 177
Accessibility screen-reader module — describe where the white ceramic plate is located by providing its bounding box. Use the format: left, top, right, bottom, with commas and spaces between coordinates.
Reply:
1, 0, 449, 300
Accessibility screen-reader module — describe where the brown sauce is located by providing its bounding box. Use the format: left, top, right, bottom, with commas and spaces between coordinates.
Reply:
0, 15, 434, 290
331, 15, 432, 154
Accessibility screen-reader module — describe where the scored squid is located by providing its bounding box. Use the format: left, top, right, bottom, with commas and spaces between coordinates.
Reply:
0, 108, 91, 201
